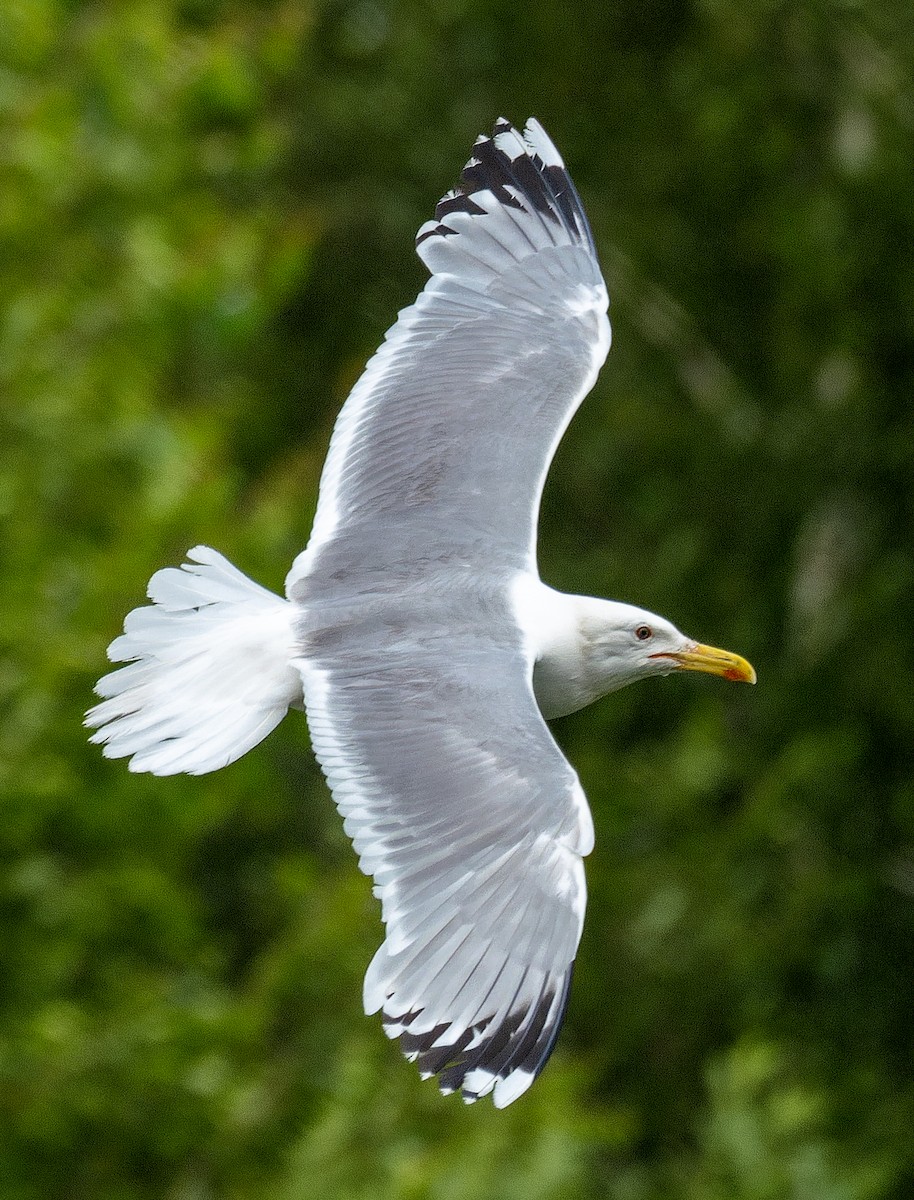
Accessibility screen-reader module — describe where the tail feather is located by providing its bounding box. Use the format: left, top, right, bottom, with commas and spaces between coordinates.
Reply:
87, 546, 302, 776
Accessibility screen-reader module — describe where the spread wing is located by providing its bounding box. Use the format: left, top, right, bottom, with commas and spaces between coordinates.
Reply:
286, 117, 610, 596
296, 593, 594, 1107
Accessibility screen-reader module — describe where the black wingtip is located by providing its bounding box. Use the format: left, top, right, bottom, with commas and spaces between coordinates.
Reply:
416, 118, 595, 256
383, 965, 575, 1106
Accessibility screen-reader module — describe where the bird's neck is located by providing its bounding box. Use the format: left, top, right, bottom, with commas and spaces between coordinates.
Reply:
512, 576, 622, 720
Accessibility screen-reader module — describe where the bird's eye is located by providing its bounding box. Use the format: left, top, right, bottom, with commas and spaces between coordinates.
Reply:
635, 625, 653, 642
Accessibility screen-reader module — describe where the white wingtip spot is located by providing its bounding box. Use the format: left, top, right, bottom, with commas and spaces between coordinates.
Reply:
493, 125, 529, 162
523, 118, 564, 167
493, 1068, 535, 1108
462, 1067, 497, 1098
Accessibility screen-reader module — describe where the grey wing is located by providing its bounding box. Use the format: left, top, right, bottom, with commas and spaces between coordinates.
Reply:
296, 619, 594, 1107
286, 119, 610, 595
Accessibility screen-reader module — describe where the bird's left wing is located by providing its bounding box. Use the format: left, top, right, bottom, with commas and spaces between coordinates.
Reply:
295, 590, 594, 1106
287, 118, 610, 595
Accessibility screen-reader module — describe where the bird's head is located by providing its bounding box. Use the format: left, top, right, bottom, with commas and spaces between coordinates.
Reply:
580, 599, 756, 695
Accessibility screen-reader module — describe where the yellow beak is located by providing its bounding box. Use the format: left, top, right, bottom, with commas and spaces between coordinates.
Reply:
655, 643, 757, 684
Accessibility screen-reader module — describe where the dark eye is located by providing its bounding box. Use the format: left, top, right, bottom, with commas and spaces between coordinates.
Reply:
635, 624, 653, 642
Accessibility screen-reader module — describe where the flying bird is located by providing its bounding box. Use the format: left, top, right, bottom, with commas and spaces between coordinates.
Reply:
87, 118, 755, 1108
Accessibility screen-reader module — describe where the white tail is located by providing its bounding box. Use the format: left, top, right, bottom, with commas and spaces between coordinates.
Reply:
86, 546, 302, 776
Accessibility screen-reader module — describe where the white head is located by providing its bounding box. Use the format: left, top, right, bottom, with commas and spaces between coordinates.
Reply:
530, 593, 756, 720
578, 597, 756, 697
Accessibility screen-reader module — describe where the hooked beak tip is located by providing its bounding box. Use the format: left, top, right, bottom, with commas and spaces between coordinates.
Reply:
654, 643, 757, 685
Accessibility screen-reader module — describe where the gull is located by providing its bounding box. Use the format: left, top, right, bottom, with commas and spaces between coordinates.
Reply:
87, 118, 755, 1108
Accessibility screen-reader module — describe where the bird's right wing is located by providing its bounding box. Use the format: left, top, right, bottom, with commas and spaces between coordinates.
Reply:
295, 597, 594, 1107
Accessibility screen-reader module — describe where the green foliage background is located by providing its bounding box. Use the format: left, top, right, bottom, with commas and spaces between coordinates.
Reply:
4, 1, 914, 1196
